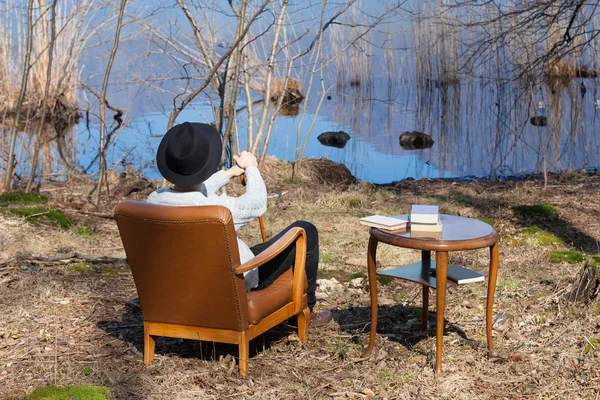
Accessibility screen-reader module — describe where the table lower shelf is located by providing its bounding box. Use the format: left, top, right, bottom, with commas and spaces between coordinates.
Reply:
377, 260, 486, 289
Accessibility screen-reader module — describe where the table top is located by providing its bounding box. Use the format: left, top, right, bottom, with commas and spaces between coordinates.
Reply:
369, 214, 498, 251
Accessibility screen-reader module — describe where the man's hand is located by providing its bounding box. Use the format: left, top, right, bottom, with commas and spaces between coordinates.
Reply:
226, 165, 245, 179
233, 151, 258, 169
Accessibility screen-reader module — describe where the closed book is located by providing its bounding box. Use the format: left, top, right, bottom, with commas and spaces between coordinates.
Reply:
410, 205, 439, 224
410, 221, 442, 232
359, 215, 409, 231
430, 264, 485, 284
410, 230, 442, 239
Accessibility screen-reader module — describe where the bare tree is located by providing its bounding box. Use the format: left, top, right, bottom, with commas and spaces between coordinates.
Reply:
92, 0, 127, 206
444, 1, 600, 78
2, 0, 34, 192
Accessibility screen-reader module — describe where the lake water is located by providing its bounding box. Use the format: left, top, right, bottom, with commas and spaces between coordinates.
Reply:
82, 73, 600, 184
73, 2, 600, 184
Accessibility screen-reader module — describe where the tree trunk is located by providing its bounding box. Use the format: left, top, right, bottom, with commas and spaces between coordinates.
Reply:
93, 0, 127, 206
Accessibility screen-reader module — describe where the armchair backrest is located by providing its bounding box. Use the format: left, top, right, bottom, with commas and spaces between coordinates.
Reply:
115, 200, 249, 331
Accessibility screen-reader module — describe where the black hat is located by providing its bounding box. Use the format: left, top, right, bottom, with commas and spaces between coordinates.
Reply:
156, 122, 222, 186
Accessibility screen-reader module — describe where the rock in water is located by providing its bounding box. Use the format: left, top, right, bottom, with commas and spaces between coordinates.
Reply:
399, 131, 434, 150
530, 116, 547, 127
317, 131, 351, 148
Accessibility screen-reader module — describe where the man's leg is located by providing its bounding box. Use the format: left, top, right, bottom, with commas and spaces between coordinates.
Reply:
250, 221, 319, 310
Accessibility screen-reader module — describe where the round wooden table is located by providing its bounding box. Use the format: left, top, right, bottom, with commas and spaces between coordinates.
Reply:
363, 214, 499, 376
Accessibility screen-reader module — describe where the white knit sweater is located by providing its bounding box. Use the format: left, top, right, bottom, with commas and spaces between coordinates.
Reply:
146, 166, 267, 291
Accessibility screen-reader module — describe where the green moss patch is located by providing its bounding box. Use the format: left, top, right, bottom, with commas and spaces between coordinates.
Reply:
23, 384, 110, 400
66, 262, 94, 273
513, 204, 558, 217
522, 226, 540, 234
0, 192, 48, 205
478, 217, 495, 227
377, 275, 394, 286
348, 272, 364, 280
75, 225, 95, 237
590, 256, 600, 267
521, 226, 562, 246
394, 291, 411, 302
498, 279, 519, 291
0, 207, 71, 229
584, 338, 599, 354
549, 250, 584, 264
321, 253, 336, 264
536, 232, 563, 245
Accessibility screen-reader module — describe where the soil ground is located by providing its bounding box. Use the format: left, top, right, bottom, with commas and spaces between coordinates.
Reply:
1, 158, 600, 399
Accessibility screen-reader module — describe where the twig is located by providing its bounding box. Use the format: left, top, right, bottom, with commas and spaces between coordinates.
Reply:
54, 318, 58, 385
583, 335, 597, 351
102, 324, 143, 330
69, 209, 115, 219
543, 326, 571, 347
25, 211, 50, 219
339, 321, 370, 331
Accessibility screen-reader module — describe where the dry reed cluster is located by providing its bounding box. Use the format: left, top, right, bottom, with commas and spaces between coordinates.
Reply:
0, 0, 92, 186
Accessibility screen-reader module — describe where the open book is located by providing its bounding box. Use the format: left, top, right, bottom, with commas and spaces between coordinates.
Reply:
359, 215, 409, 232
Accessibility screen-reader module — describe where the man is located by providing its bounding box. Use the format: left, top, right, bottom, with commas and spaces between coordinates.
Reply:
147, 122, 333, 327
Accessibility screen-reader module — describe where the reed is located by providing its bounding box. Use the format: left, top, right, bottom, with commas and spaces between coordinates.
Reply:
329, 24, 346, 86
384, 23, 396, 97
0, 0, 96, 188
0, 1, 82, 129
326, 0, 373, 90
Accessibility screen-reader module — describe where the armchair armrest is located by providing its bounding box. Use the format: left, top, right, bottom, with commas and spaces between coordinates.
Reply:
234, 227, 307, 312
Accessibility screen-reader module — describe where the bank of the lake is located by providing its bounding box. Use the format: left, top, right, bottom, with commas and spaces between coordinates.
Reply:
1, 158, 600, 399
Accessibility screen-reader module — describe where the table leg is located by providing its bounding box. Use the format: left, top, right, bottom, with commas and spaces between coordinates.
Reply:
435, 251, 448, 376
362, 236, 379, 358
487, 241, 499, 351
421, 250, 431, 332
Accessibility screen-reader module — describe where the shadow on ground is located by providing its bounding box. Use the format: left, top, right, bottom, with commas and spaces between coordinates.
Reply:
334, 303, 475, 353
97, 299, 298, 363
431, 185, 600, 254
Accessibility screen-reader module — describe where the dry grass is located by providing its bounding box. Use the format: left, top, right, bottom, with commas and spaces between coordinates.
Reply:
1, 162, 600, 399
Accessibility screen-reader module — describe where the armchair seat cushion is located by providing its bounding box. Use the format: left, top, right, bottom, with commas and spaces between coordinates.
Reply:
247, 269, 308, 325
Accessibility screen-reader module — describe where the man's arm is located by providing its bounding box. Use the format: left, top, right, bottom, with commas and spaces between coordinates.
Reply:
200, 166, 244, 197
217, 166, 267, 224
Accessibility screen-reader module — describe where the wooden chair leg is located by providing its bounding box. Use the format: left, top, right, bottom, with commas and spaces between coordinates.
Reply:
238, 332, 249, 376
297, 307, 310, 342
144, 323, 155, 365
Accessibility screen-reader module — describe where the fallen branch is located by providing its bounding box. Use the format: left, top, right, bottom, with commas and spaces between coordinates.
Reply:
7, 252, 125, 265
69, 209, 115, 219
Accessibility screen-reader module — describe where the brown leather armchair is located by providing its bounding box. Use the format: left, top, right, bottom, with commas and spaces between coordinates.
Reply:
114, 200, 310, 376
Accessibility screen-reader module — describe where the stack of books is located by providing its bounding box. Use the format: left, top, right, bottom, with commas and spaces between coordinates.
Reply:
410, 205, 442, 235
359, 215, 409, 233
